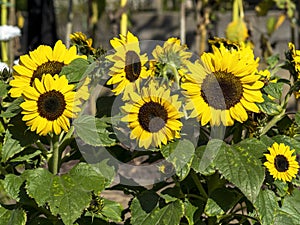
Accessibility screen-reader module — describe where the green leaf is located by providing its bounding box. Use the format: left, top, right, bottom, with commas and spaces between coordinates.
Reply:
60, 58, 90, 83
183, 200, 198, 225
23, 163, 110, 225
99, 198, 123, 222
254, 189, 279, 225
1, 130, 23, 162
0, 97, 23, 118
263, 82, 283, 99
266, 54, 280, 69
274, 211, 296, 225
257, 94, 282, 116
1, 174, 23, 201
90, 160, 116, 186
276, 189, 300, 224
10, 150, 42, 163
295, 112, 300, 126
191, 139, 225, 175
209, 188, 243, 213
160, 139, 195, 180
0, 80, 8, 98
204, 198, 224, 217
215, 138, 265, 202
130, 197, 184, 225
73, 115, 116, 147
0, 206, 26, 225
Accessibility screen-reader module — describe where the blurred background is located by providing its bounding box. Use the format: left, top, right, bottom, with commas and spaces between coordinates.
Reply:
1, 0, 300, 65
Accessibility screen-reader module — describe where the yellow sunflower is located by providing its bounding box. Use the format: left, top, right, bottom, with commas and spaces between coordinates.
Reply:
181, 44, 264, 126
264, 142, 299, 182
70, 31, 96, 55
121, 80, 183, 149
20, 74, 81, 136
288, 42, 300, 76
9, 40, 86, 98
150, 37, 192, 84
106, 31, 150, 99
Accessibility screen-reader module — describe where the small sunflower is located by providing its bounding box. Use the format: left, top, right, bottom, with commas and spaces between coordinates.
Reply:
264, 142, 299, 182
288, 42, 300, 76
181, 44, 264, 126
9, 40, 86, 98
20, 74, 81, 136
70, 31, 96, 55
150, 37, 192, 85
121, 80, 183, 149
106, 31, 150, 99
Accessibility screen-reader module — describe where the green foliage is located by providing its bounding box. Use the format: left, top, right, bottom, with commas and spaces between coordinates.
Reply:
1, 5, 300, 224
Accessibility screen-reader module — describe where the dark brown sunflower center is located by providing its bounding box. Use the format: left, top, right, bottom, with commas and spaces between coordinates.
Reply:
125, 50, 142, 82
274, 155, 289, 172
31, 61, 65, 85
201, 71, 243, 110
138, 101, 168, 132
37, 90, 66, 121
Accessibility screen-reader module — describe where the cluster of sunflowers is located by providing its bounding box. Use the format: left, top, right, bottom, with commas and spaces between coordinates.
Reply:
2, 30, 300, 224
103, 31, 299, 183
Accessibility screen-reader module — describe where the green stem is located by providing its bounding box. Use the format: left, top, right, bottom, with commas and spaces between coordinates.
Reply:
191, 170, 208, 199
49, 135, 60, 175
35, 140, 49, 158
259, 109, 286, 136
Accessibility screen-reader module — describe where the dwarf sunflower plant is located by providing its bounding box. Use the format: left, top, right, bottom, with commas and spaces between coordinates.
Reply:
1, 30, 300, 225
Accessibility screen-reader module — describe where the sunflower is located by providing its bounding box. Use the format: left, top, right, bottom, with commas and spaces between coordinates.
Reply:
9, 40, 86, 98
20, 74, 81, 136
288, 42, 300, 76
181, 44, 264, 126
70, 31, 96, 55
264, 142, 299, 182
121, 80, 183, 149
106, 31, 150, 99
150, 37, 192, 85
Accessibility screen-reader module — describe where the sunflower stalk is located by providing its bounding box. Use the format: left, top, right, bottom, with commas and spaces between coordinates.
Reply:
259, 93, 290, 136
49, 134, 60, 175
191, 170, 208, 199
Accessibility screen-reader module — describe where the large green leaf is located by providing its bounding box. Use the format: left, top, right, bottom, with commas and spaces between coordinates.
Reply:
215, 138, 266, 202
254, 189, 279, 225
1, 130, 23, 162
263, 82, 283, 99
130, 197, 184, 225
204, 198, 224, 217
60, 58, 90, 83
99, 198, 123, 222
1, 174, 23, 201
274, 189, 300, 224
23, 163, 110, 225
160, 139, 195, 180
257, 94, 282, 116
183, 200, 198, 225
191, 139, 225, 175
0, 97, 23, 118
0, 206, 26, 225
73, 115, 116, 147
